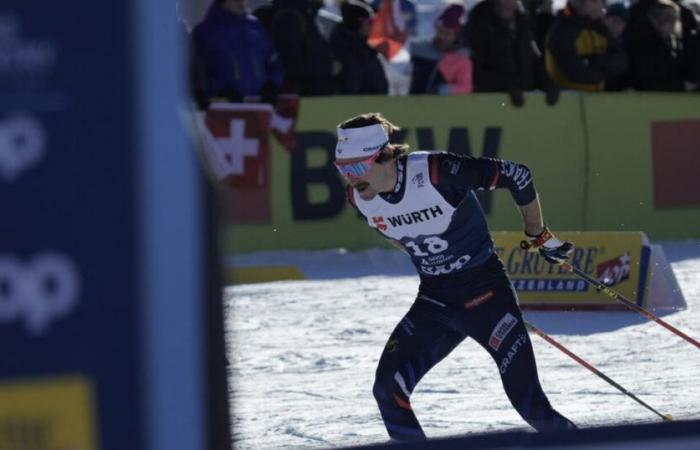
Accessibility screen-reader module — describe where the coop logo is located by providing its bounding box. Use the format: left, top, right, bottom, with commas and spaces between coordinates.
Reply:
386, 205, 444, 227
597, 252, 631, 287
0, 114, 47, 182
0, 253, 81, 336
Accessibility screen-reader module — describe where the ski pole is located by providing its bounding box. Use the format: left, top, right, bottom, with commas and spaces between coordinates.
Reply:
560, 261, 700, 351
519, 240, 700, 351
524, 320, 673, 422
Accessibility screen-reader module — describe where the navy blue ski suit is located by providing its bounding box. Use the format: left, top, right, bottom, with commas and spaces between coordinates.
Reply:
347, 152, 575, 441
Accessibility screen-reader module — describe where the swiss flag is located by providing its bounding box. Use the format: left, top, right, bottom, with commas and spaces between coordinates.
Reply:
195, 98, 301, 222
199, 102, 270, 186
197, 103, 272, 223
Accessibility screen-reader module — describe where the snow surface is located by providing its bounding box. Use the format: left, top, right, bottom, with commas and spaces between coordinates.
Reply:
225, 241, 700, 449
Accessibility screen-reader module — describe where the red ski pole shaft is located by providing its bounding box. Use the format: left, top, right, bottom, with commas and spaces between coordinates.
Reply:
524, 320, 673, 422
559, 261, 700, 351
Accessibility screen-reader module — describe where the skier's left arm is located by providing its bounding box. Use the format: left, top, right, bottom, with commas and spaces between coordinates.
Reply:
428, 153, 537, 206
518, 195, 574, 264
429, 153, 573, 263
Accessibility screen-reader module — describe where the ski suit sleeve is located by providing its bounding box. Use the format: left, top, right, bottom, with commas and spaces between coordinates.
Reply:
428, 152, 537, 206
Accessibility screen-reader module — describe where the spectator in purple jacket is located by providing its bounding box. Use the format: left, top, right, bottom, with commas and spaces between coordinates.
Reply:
193, 0, 284, 103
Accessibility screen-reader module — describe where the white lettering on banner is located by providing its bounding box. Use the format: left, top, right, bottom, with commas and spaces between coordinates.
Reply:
0, 114, 46, 182
215, 119, 259, 176
0, 253, 81, 336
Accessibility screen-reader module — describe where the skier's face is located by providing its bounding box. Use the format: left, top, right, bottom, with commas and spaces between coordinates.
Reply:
336, 150, 391, 201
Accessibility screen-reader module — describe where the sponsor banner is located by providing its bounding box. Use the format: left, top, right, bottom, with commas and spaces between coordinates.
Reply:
651, 119, 700, 208
1, 3, 142, 449
197, 97, 300, 224
492, 231, 651, 309
0, 375, 98, 450
583, 93, 700, 240
220, 93, 700, 256
224, 93, 587, 253
198, 103, 272, 224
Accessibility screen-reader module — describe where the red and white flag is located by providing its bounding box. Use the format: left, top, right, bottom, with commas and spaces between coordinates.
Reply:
195, 96, 301, 222
197, 102, 273, 223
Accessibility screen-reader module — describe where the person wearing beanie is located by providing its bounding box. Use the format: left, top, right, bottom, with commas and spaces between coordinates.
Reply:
410, 3, 473, 95
329, 0, 389, 94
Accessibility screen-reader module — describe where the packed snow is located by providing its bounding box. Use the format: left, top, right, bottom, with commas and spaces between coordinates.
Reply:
225, 241, 700, 449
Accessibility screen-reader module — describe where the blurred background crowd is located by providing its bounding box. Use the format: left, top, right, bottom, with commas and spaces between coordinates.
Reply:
182, 0, 700, 108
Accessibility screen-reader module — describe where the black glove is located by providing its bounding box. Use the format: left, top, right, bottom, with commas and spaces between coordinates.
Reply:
508, 88, 525, 107
522, 226, 574, 264
545, 86, 560, 106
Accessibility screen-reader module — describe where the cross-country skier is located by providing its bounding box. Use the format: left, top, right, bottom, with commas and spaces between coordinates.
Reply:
334, 112, 577, 441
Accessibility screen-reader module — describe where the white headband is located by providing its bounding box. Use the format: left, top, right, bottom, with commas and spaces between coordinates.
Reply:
335, 124, 388, 160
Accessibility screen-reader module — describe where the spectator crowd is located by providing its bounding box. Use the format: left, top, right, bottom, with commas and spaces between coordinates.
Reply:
189, 0, 700, 108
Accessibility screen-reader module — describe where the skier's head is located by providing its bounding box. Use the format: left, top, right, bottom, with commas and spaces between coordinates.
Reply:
335, 113, 408, 200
